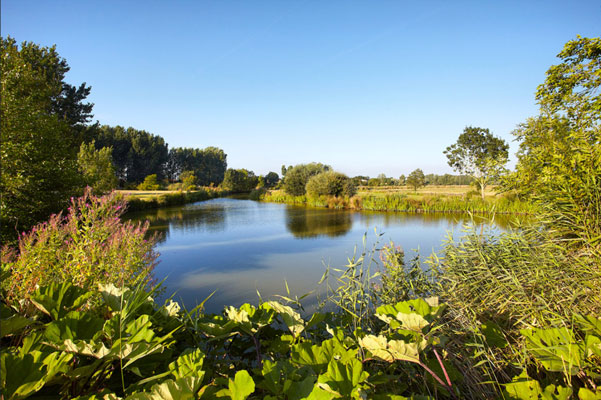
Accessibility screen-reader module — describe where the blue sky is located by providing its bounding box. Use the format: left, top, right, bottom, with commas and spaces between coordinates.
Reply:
2, 1, 599, 177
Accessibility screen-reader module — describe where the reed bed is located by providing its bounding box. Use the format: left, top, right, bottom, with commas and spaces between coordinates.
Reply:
260, 190, 536, 215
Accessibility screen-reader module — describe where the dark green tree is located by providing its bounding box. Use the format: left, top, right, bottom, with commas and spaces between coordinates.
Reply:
77, 141, 118, 194
283, 163, 331, 196
0, 37, 89, 240
91, 125, 169, 185
406, 169, 425, 192
221, 169, 258, 192
444, 127, 509, 199
264, 172, 280, 188
166, 146, 227, 186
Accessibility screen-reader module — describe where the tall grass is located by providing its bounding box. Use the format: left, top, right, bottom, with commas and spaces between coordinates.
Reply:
260, 190, 536, 215
124, 187, 228, 212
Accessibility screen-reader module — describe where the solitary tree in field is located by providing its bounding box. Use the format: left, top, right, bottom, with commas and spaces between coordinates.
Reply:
444, 127, 509, 199
406, 169, 425, 192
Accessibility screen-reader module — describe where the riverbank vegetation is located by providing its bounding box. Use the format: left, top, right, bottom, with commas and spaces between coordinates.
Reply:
258, 189, 536, 215
1, 34, 600, 399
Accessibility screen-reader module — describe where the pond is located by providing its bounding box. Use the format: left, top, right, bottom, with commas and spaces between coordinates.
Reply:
127, 198, 512, 313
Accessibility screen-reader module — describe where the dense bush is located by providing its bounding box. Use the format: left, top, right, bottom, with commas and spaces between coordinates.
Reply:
283, 163, 330, 196
305, 171, 356, 198
0, 189, 157, 306
137, 174, 161, 190
221, 168, 259, 192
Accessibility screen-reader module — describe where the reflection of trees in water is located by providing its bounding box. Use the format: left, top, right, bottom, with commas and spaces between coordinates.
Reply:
126, 205, 226, 243
355, 210, 524, 231
286, 207, 353, 238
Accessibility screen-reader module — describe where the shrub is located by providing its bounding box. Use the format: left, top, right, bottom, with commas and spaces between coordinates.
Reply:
137, 174, 160, 190
221, 169, 258, 192
306, 171, 355, 198
1, 188, 158, 307
283, 163, 330, 196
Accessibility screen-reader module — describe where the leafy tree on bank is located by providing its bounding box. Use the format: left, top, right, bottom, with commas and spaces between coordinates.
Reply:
264, 172, 280, 188
283, 163, 331, 196
90, 125, 169, 185
137, 174, 160, 191
221, 169, 258, 192
444, 126, 509, 199
505, 36, 601, 250
406, 168, 426, 192
166, 146, 227, 186
180, 171, 197, 191
77, 141, 118, 194
306, 171, 356, 197
0, 37, 91, 240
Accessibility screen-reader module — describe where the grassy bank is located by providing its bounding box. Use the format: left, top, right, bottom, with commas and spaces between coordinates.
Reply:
258, 188, 536, 215
119, 187, 229, 213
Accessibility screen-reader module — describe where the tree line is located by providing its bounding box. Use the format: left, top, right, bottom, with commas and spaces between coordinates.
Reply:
0, 37, 227, 240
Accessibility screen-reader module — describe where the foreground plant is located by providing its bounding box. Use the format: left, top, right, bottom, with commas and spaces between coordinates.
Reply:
1, 188, 157, 308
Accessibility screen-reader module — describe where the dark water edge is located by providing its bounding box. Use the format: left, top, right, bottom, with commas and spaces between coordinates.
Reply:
126, 197, 518, 313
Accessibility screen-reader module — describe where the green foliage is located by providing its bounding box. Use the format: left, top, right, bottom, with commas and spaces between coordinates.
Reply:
179, 171, 197, 191
0, 37, 90, 241
444, 127, 509, 199
221, 169, 259, 193
91, 125, 170, 185
0, 189, 157, 305
305, 171, 356, 198
406, 169, 426, 192
506, 36, 601, 253
166, 146, 227, 186
264, 172, 280, 188
283, 163, 331, 196
137, 174, 161, 191
78, 141, 118, 194
124, 187, 227, 212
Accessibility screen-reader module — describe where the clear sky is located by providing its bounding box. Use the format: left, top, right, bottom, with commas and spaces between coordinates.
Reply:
2, 1, 600, 177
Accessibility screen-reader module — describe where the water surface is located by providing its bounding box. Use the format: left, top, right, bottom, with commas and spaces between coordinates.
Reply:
127, 198, 510, 313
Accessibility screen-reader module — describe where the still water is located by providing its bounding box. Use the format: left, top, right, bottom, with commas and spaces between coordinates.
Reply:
127, 198, 510, 313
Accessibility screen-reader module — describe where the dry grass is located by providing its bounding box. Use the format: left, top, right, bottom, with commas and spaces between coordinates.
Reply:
358, 185, 497, 197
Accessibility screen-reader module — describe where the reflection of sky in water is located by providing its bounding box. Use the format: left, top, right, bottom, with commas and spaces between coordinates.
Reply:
127, 198, 510, 314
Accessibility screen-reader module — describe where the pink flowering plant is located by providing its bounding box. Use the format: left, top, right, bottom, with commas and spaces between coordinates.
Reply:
1, 188, 158, 308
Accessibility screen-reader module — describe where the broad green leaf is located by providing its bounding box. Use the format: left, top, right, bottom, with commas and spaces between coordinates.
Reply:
228, 370, 255, 400
504, 371, 572, 400
44, 311, 104, 342
395, 312, 429, 331
0, 303, 33, 338
169, 348, 205, 381
99, 283, 129, 312
291, 339, 356, 374
30, 281, 93, 320
266, 301, 305, 337
359, 335, 421, 363
126, 377, 201, 400
285, 374, 317, 400
317, 358, 369, 398
521, 327, 584, 373
585, 334, 601, 358
0, 350, 70, 400
579, 388, 601, 399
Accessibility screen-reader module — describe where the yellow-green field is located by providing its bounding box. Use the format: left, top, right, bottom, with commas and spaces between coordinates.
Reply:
358, 185, 497, 197
117, 190, 182, 201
